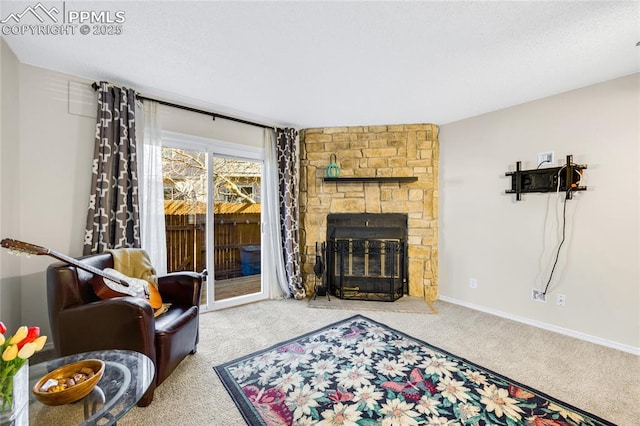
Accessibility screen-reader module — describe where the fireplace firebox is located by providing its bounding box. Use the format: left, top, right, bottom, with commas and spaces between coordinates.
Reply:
326, 214, 408, 302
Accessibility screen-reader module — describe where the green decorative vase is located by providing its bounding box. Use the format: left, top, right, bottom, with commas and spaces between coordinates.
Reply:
326, 154, 340, 177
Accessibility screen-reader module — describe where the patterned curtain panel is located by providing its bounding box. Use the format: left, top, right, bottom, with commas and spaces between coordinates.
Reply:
83, 82, 141, 255
275, 128, 305, 299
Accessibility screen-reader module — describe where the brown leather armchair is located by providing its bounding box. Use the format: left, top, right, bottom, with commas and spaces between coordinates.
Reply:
46, 252, 202, 406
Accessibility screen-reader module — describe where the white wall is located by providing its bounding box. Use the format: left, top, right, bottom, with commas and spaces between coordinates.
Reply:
0, 54, 97, 339
160, 104, 264, 147
16, 64, 97, 339
0, 39, 22, 332
439, 73, 639, 353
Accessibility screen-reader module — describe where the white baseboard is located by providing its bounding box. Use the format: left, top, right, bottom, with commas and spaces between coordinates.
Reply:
438, 295, 640, 356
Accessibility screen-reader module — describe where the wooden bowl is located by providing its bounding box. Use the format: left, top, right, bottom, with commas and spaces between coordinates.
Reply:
32, 359, 105, 406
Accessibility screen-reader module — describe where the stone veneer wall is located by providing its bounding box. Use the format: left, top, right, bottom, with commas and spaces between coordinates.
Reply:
299, 124, 439, 302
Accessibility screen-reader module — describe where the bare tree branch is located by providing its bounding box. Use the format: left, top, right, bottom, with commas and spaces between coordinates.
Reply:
162, 148, 259, 203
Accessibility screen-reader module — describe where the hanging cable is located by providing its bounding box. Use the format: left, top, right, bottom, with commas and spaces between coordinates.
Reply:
543, 186, 571, 295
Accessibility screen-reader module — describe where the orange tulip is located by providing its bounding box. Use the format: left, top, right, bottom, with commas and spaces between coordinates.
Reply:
33, 335, 47, 351
8, 326, 27, 345
17, 342, 36, 359
1, 344, 17, 362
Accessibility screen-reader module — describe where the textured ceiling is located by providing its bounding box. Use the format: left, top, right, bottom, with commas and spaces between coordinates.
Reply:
2, 1, 639, 128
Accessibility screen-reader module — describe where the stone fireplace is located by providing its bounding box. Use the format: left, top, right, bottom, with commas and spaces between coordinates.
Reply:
299, 124, 439, 303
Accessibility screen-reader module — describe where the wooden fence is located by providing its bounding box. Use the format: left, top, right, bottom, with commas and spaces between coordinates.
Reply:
165, 211, 261, 280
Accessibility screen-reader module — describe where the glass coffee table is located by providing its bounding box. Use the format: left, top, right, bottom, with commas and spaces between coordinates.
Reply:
29, 350, 154, 426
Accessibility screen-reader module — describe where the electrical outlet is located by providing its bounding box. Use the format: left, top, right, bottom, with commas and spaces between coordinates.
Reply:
469, 278, 477, 289
537, 151, 554, 167
556, 294, 566, 306
532, 289, 546, 303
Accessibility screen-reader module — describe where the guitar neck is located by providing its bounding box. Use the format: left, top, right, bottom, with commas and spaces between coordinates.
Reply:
47, 250, 124, 284
0, 238, 131, 287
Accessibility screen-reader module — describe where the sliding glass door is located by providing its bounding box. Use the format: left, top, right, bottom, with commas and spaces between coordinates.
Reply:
161, 137, 266, 310
210, 156, 262, 302
162, 147, 207, 276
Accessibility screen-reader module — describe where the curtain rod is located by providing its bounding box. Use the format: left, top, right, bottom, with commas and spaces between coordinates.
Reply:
91, 82, 273, 130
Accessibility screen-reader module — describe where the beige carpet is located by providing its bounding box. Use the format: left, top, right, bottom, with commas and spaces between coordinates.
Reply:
53, 299, 638, 425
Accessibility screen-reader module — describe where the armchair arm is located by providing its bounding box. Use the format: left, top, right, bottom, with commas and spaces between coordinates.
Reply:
55, 296, 156, 360
158, 272, 202, 306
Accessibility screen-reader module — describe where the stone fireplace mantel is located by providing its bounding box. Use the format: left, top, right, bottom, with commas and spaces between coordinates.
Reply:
323, 176, 418, 183
299, 124, 439, 304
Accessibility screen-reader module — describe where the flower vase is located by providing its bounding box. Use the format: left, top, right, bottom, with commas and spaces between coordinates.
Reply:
0, 361, 28, 426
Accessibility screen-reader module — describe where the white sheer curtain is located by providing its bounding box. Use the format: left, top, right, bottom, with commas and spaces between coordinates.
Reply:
263, 128, 289, 298
137, 100, 167, 275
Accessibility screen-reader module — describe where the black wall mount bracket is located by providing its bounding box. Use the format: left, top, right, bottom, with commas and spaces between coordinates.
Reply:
505, 155, 587, 201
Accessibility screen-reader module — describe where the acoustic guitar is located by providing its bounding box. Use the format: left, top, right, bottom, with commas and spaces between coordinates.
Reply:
0, 238, 163, 309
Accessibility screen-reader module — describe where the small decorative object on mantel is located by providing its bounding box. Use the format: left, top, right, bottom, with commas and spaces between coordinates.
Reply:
325, 154, 340, 178
0, 321, 48, 425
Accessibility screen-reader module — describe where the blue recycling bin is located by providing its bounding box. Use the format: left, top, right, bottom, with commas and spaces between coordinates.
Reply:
240, 245, 261, 276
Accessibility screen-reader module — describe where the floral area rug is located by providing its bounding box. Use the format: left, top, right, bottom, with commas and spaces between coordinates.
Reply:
214, 315, 613, 426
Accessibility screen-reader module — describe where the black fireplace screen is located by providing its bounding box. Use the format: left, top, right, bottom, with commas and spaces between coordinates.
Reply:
325, 214, 408, 302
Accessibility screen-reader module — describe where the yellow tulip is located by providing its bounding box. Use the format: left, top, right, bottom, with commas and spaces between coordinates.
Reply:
0, 333, 4, 345
33, 335, 47, 351
2, 344, 18, 362
8, 326, 27, 345
17, 342, 36, 359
